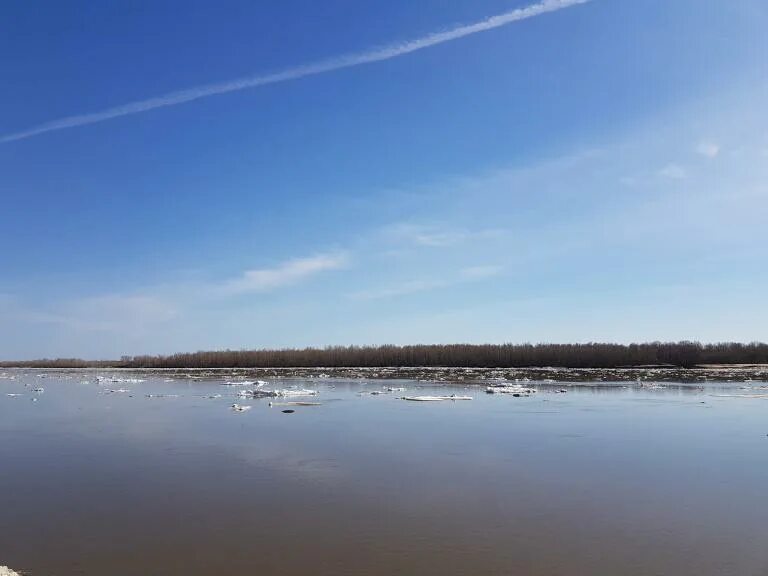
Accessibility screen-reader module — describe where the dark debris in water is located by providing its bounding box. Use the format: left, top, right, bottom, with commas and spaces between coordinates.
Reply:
13, 365, 764, 384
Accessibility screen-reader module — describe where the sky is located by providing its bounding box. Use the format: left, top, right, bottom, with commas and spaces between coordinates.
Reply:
1, 0, 767, 359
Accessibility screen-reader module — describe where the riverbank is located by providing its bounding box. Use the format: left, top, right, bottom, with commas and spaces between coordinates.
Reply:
3, 364, 767, 383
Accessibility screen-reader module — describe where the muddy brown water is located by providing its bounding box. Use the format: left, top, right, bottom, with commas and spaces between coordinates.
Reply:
1, 371, 767, 575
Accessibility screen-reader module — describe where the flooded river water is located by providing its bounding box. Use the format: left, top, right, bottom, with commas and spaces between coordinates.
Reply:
1, 371, 767, 575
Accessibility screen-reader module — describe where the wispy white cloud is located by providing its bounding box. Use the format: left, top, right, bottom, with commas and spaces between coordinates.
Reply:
0, 0, 590, 144
459, 265, 504, 279
30, 294, 179, 332
220, 252, 348, 295
349, 264, 503, 300
349, 279, 446, 301
385, 223, 506, 248
696, 140, 720, 158
658, 163, 687, 179
7, 83, 768, 356
412, 230, 468, 247
19, 253, 347, 338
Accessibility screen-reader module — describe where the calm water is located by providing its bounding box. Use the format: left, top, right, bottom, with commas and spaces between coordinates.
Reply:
1, 371, 767, 576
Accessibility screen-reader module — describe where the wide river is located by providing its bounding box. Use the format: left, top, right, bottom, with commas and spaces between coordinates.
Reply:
1, 371, 767, 575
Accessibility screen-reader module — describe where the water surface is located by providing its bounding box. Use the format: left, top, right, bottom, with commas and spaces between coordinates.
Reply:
1, 371, 767, 575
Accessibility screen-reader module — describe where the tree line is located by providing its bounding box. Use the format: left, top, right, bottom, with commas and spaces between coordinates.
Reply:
2, 341, 767, 369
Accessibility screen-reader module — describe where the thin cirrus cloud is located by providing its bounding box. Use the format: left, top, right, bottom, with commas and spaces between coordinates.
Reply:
0, 0, 591, 144
386, 223, 507, 248
29, 294, 179, 332
459, 265, 504, 279
349, 265, 503, 300
658, 163, 687, 179
19, 253, 346, 337
696, 141, 720, 158
349, 279, 447, 301
219, 253, 349, 295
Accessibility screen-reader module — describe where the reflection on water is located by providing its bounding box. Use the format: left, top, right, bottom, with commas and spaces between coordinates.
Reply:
1, 371, 767, 575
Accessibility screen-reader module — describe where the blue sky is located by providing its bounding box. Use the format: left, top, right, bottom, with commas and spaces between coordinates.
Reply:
1, 0, 767, 359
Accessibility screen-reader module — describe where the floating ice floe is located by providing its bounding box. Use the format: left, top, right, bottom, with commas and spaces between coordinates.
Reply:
96, 376, 144, 384
222, 380, 268, 387
401, 395, 472, 401
231, 404, 252, 412
638, 382, 666, 390
32, 387, 45, 393
363, 386, 408, 394
6, 393, 23, 397
485, 384, 536, 395
272, 388, 318, 397
238, 388, 318, 398
1, 565, 22, 576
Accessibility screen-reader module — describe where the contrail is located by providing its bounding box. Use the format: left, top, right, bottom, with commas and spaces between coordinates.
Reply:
1, 0, 590, 144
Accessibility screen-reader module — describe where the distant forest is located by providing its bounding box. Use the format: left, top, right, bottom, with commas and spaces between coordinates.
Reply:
2, 342, 768, 369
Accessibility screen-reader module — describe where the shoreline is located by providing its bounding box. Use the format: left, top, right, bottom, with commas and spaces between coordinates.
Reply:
3, 365, 767, 383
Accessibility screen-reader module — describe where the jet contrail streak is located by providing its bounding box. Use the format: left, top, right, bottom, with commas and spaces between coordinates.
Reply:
1, 0, 590, 144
